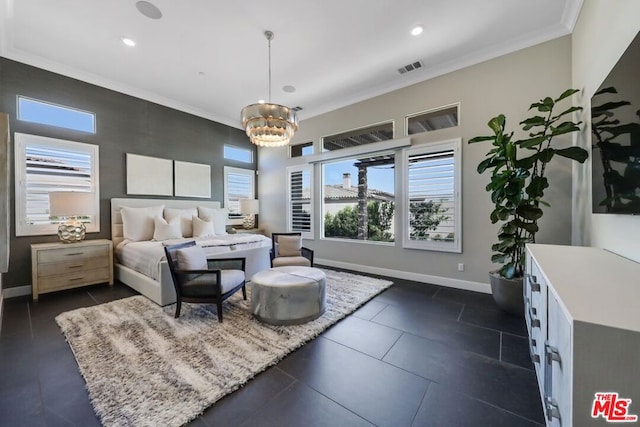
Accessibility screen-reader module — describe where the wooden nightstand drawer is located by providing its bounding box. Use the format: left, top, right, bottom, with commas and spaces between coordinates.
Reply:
37, 244, 109, 264
38, 256, 110, 277
31, 239, 114, 301
38, 267, 112, 292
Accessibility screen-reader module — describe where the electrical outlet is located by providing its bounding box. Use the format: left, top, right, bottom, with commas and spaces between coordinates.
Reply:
457, 263, 464, 272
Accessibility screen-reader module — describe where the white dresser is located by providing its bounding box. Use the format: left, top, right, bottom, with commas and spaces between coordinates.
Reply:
31, 239, 113, 301
525, 244, 640, 426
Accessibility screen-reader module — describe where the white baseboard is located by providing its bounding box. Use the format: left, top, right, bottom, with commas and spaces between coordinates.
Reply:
315, 258, 491, 294
3, 285, 31, 299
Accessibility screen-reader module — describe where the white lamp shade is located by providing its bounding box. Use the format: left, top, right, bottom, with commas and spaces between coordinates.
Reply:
239, 198, 259, 215
49, 192, 94, 217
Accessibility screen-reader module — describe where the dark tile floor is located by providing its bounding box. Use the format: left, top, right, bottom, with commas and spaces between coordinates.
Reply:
0, 268, 544, 426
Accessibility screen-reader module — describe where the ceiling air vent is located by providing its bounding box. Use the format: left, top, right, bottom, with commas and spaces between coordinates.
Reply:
397, 60, 423, 75
291, 106, 303, 112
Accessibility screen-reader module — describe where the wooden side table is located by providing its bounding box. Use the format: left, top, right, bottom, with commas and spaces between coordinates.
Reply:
31, 239, 114, 301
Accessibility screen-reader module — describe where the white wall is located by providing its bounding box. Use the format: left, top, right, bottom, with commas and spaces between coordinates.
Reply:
259, 37, 574, 291
572, 0, 640, 262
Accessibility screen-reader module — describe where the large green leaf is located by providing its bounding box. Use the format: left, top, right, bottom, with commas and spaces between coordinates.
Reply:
554, 88, 579, 103
550, 121, 581, 136
499, 263, 517, 279
538, 148, 555, 163
555, 146, 589, 163
520, 116, 546, 131
552, 106, 582, 121
526, 176, 549, 198
468, 135, 495, 144
516, 205, 544, 220
519, 135, 547, 149
488, 115, 506, 134
531, 97, 554, 112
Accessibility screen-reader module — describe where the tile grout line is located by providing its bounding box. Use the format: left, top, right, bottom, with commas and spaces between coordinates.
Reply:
499, 332, 503, 362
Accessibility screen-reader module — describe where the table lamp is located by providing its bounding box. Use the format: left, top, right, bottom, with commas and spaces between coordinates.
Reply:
49, 191, 94, 243
239, 198, 259, 229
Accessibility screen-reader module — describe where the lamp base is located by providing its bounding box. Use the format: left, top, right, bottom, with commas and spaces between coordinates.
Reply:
242, 215, 256, 230
58, 217, 86, 243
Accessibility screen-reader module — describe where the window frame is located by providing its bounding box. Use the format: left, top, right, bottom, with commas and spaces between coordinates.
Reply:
404, 103, 460, 136
320, 151, 396, 246
17, 96, 96, 134
223, 166, 255, 225
223, 144, 253, 164
286, 164, 314, 239
401, 138, 462, 253
14, 133, 100, 236
321, 120, 395, 152
289, 141, 314, 158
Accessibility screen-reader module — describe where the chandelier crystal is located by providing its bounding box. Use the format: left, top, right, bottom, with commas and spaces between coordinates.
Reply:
241, 31, 298, 147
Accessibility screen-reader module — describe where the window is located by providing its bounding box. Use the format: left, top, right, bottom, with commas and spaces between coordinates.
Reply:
224, 166, 255, 222
17, 96, 96, 133
322, 122, 394, 151
14, 133, 100, 236
286, 165, 313, 238
402, 138, 461, 252
224, 145, 253, 163
321, 153, 395, 243
290, 141, 314, 158
406, 104, 459, 135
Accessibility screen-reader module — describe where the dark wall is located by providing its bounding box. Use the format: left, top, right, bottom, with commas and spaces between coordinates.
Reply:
0, 57, 256, 289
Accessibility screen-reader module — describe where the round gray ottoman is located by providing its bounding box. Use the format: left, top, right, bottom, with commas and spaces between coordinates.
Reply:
251, 266, 326, 325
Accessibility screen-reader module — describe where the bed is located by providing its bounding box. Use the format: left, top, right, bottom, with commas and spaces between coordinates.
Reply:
111, 198, 271, 306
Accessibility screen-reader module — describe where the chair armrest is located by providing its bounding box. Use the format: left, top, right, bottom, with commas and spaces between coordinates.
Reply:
301, 247, 314, 266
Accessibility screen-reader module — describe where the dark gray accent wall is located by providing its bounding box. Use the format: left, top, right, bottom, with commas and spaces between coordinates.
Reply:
0, 57, 256, 289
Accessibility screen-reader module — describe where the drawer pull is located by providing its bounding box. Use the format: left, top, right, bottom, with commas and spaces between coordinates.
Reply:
527, 274, 541, 292
68, 265, 84, 269
529, 338, 540, 364
546, 344, 561, 364
529, 308, 541, 328
66, 252, 85, 256
545, 397, 561, 422
69, 277, 85, 282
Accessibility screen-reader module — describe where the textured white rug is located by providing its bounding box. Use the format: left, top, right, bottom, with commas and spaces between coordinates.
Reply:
55, 269, 392, 427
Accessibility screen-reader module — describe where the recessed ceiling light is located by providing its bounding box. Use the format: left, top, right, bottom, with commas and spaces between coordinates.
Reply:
282, 85, 296, 93
258, 99, 265, 104
411, 25, 424, 36
121, 37, 136, 47
136, 1, 162, 19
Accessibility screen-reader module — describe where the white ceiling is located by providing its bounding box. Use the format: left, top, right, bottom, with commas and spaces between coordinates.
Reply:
0, 0, 583, 129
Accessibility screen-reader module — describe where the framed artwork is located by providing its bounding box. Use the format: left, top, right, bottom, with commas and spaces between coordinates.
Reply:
126, 153, 173, 196
174, 160, 211, 198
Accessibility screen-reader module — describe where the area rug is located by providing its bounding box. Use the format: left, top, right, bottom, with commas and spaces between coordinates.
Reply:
55, 269, 392, 427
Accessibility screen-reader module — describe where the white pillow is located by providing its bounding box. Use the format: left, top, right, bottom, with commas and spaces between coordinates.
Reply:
120, 205, 164, 242
176, 245, 208, 270
192, 215, 215, 237
198, 207, 228, 235
278, 235, 302, 257
164, 207, 198, 237
153, 217, 182, 241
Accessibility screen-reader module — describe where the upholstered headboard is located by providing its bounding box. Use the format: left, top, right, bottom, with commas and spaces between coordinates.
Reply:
110, 198, 221, 249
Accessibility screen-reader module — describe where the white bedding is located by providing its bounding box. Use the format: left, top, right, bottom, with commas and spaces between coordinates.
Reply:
116, 234, 271, 280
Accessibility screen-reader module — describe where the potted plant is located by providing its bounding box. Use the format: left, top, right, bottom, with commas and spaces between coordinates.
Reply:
469, 89, 588, 314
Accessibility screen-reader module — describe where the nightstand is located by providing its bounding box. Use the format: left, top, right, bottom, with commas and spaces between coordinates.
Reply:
31, 239, 114, 301
232, 228, 265, 235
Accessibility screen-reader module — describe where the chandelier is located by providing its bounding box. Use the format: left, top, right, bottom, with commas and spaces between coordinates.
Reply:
241, 31, 298, 147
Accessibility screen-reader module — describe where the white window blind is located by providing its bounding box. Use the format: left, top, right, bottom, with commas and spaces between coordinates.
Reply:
224, 166, 255, 219
15, 133, 99, 236
403, 139, 461, 252
286, 164, 313, 238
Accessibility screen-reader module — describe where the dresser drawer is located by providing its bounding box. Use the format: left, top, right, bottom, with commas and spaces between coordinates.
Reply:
37, 244, 109, 263
38, 267, 112, 292
37, 256, 110, 277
